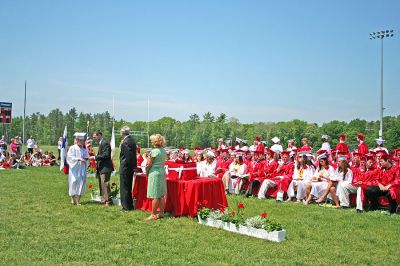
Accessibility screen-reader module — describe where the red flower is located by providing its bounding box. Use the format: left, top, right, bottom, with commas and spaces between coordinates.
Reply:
261, 212, 267, 218
238, 203, 245, 209
88, 183, 93, 189
231, 211, 236, 216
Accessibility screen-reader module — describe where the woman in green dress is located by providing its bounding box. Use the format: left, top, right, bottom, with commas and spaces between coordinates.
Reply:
145, 134, 167, 220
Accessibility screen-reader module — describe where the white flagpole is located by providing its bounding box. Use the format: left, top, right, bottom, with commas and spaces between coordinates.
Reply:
110, 96, 116, 160
147, 97, 150, 148
23, 80, 26, 151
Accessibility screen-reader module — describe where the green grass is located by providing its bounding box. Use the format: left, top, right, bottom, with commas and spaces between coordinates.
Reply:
1, 167, 400, 265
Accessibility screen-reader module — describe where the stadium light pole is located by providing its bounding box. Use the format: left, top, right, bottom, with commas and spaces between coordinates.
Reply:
369, 29, 394, 139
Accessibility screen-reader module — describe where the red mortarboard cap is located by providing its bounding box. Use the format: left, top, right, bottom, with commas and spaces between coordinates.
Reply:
339, 134, 346, 140
376, 150, 388, 156
281, 150, 290, 156
255, 136, 261, 142
380, 153, 393, 160
357, 133, 365, 140
352, 152, 361, 157
264, 148, 275, 156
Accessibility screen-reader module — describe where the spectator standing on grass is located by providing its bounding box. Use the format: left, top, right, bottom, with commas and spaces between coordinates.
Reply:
119, 126, 137, 212
57, 137, 62, 161
145, 134, 167, 220
27, 136, 35, 154
90, 130, 114, 207
9, 138, 17, 155
15, 136, 22, 155
0, 136, 7, 152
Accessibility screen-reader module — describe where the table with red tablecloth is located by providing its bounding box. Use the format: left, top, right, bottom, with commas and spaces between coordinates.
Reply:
132, 174, 228, 217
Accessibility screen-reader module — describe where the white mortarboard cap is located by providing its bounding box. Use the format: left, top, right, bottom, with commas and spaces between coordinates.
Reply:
288, 139, 294, 143
321, 135, 329, 140
375, 138, 385, 145
242, 139, 248, 144
241, 146, 249, 152
235, 137, 242, 143
225, 139, 232, 144
271, 137, 280, 144
249, 146, 256, 152
217, 138, 224, 142
183, 149, 189, 154
317, 153, 327, 160
206, 150, 215, 157
73, 132, 87, 140
337, 155, 348, 161
261, 141, 267, 145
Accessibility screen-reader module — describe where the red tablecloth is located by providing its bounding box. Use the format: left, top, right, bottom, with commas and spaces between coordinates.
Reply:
132, 175, 228, 217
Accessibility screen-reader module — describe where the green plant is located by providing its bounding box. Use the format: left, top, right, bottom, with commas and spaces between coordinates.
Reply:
198, 207, 211, 220
244, 216, 265, 229
264, 219, 283, 232
110, 181, 119, 198
87, 165, 96, 174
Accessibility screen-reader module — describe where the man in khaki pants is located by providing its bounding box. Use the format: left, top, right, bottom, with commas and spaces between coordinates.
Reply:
90, 130, 114, 207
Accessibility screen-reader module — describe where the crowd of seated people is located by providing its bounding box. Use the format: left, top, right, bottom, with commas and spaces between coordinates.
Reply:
161, 134, 400, 214
0, 136, 58, 170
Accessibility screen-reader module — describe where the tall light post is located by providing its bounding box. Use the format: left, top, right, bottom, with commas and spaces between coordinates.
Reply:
369, 29, 394, 139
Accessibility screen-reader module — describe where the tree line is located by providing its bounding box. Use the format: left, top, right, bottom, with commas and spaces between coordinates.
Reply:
2, 108, 400, 151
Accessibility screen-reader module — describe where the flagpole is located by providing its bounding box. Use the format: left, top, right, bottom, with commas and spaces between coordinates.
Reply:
110, 96, 116, 160
147, 97, 150, 148
23, 80, 26, 152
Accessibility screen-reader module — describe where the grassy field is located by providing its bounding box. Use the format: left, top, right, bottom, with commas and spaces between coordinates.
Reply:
1, 167, 400, 265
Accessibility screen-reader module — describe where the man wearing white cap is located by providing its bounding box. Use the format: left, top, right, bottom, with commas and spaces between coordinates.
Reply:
373, 138, 388, 153
270, 137, 283, 153
67, 133, 89, 205
320, 135, 331, 155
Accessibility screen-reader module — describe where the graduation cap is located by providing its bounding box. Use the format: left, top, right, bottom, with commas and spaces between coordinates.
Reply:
321, 134, 329, 140
264, 148, 275, 156
206, 150, 215, 157
357, 133, 365, 140
271, 136, 280, 144
73, 132, 87, 140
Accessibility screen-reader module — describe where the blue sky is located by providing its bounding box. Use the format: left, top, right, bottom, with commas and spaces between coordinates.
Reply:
0, 0, 399, 124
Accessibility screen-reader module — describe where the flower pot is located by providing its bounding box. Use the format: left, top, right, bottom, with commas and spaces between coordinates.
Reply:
112, 198, 121, 206
91, 193, 101, 202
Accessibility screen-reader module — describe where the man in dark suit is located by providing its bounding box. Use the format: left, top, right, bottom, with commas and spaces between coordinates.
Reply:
119, 126, 137, 211
90, 130, 114, 207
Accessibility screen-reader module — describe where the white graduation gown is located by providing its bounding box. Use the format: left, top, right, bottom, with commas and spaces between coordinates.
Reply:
67, 144, 89, 196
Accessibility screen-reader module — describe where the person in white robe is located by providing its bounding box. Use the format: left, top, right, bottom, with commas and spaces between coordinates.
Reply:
197, 150, 217, 178
287, 153, 313, 202
67, 133, 89, 205
304, 154, 335, 205
270, 137, 283, 153
226, 153, 247, 194
320, 135, 331, 156
315, 155, 352, 207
